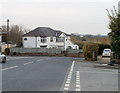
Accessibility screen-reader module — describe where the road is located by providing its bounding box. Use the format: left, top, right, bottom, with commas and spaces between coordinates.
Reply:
0, 56, 118, 92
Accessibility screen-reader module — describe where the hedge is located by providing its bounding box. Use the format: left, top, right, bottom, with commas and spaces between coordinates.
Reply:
83, 43, 99, 61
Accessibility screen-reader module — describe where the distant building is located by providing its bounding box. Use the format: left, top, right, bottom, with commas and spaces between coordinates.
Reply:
23, 27, 79, 50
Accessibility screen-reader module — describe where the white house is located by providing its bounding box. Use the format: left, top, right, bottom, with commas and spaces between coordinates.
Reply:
23, 27, 79, 50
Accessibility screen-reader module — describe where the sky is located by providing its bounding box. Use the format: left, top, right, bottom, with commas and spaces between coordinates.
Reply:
0, 0, 119, 35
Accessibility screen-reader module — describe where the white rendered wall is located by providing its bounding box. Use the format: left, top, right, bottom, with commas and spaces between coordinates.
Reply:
63, 34, 79, 50
23, 37, 37, 48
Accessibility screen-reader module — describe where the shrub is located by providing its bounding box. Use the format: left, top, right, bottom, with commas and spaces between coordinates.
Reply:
83, 43, 99, 61
75, 42, 84, 49
5, 48, 10, 55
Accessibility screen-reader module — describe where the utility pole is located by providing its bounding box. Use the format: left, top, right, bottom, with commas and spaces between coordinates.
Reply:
7, 19, 9, 49
118, 1, 120, 14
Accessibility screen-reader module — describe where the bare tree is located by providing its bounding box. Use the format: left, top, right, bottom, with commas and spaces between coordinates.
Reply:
0, 24, 29, 47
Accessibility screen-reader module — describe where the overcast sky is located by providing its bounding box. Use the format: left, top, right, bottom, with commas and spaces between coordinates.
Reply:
1, 0, 119, 35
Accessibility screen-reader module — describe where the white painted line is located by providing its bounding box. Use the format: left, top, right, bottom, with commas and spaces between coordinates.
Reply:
23, 62, 34, 65
67, 78, 71, 81
64, 87, 69, 91
66, 81, 70, 84
76, 88, 80, 91
76, 78, 79, 80
76, 79, 80, 82
76, 85, 80, 88
63, 61, 75, 91
76, 71, 81, 91
1, 66, 18, 71
101, 64, 108, 66
36, 59, 43, 62
65, 84, 70, 87
76, 82, 80, 85
68, 76, 71, 79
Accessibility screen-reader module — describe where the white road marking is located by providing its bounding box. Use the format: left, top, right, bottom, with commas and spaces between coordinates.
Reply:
76, 77, 79, 80
76, 88, 80, 91
66, 81, 70, 84
1, 66, 18, 71
36, 59, 43, 62
63, 61, 75, 91
64, 87, 69, 91
75, 71, 80, 91
76, 85, 80, 88
23, 62, 34, 65
65, 84, 70, 87
76, 79, 80, 82
76, 82, 80, 85
7, 57, 31, 61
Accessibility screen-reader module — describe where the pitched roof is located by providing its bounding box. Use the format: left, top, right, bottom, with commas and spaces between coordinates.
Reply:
23, 27, 70, 37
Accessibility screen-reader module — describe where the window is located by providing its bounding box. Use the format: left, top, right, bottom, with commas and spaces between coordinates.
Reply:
50, 37, 53, 42
56, 37, 64, 42
58, 46, 64, 49
24, 38, 27, 40
41, 37, 46, 43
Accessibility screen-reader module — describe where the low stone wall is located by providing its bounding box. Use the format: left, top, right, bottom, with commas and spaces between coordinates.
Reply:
9, 48, 84, 57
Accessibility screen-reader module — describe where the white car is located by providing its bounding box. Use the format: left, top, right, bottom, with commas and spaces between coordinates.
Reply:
102, 49, 111, 57
0, 52, 6, 63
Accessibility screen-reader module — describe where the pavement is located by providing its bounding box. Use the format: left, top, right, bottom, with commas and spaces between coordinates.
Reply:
95, 56, 119, 69
0, 56, 119, 92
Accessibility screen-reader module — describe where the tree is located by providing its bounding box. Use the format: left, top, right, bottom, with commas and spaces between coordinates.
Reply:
107, 6, 120, 59
0, 25, 29, 47
83, 43, 99, 61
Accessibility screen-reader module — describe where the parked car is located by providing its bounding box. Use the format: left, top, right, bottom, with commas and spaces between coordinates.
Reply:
102, 49, 111, 57
0, 52, 6, 63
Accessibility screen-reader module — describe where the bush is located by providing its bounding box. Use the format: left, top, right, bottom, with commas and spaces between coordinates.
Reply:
5, 48, 10, 55
83, 43, 99, 61
75, 42, 84, 49
98, 44, 111, 55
